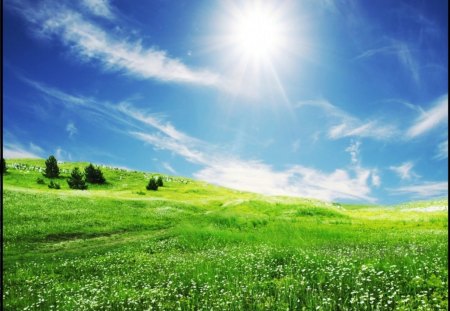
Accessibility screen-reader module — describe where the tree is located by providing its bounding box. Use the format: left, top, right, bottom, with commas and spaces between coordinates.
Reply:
44, 155, 60, 178
156, 176, 164, 187
85, 163, 106, 184
2, 158, 6, 174
146, 177, 158, 191
48, 180, 61, 189
67, 167, 88, 190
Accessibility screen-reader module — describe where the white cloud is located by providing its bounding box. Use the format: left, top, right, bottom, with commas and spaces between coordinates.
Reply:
345, 140, 361, 165
389, 161, 419, 180
117, 104, 193, 142
29, 142, 44, 154
12, 1, 220, 87
329, 121, 397, 140
296, 99, 398, 141
3, 142, 42, 159
55, 147, 72, 161
406, 95, 448, 138
435, 139, 448, 160
371, 169, 381, 187
162, 162, 177, 175
66, 122, 78, 138
355, 39, 420, 84
130, 132, 208, 165
196, 163, 377, 202
388, 181, 448, 199
81, 0, 114, 19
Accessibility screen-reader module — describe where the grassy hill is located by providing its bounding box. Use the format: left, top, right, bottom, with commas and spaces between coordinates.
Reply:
2, 159, 448, 310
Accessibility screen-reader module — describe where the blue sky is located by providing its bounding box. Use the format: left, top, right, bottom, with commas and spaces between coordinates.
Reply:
3, 0, 448, 204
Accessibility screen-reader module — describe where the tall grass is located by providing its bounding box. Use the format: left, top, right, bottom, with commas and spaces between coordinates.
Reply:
2, 159, 448, 310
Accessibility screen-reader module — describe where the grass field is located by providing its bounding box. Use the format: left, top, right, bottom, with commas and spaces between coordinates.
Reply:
2, 159, 448, 310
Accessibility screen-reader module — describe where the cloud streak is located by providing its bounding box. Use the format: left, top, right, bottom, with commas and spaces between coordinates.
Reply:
388, 181, 448, 199
435, 140, 448, 160
10, 0, 220, 86
356, 40, 420, 84
3, 142, 43, 159
389, 161, 420, 181
296, 99, 398, 141
406, 94, 448, 138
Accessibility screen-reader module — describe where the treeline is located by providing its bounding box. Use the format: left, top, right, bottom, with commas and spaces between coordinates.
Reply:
3, 156, 164, 191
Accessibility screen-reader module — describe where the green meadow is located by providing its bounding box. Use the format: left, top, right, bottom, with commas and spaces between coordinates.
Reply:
2, 159, 448, 310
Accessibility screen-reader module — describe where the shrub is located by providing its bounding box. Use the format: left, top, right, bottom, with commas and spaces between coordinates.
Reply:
36, 177, 46, 184
2, 158, 6, 174
85, 163, 106, 184
48, 180, 61, 189
146, 177, 158, 191
67, 167, 88, 190
44, 155, 60, 178
156, 176, 164, 187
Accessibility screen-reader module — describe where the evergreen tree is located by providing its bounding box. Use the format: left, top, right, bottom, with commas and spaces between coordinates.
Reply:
146, 177, 158, 191
156, 176, 164, 187
67, 167, 88, 190
48, 180, 61, 189
2, 158, 7, 174
44, 155, 60, 178
85, 163, 106, 184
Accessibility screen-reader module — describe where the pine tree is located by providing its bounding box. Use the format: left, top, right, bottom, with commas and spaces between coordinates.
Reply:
2, 158, 7, 174
85, 163, 106, 184
67, 167, 88, 190
146, 177, 158, 191
44, 155, 60, 178
48, 180, 61, 189
156, 176, 164, 187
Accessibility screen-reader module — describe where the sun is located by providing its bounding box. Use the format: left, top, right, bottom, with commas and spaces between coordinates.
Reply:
214, 1, 296, 99
228, 2, 286, 61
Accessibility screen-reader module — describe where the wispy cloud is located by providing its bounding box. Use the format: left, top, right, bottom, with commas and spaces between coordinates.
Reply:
328, 121, 397, 140
162, 162, 177, 175
389, 161, 419, 180
434, 139, 448, 160
355, 38, 420, 84
117, 104, 193, 142
197, 163, 377, 202
130, 132, 208, 165
3, 142, 43, 159
9, 1, 220, 86
371, 169, 381, 187
388, 181, 448, 199
345, 140, 361, 165
406, 94, 448, 138
20, 77, 145, 133
66, 122, 78, 138
296, 99, 398, 140
29, 142, 45, 155
81, 0, 114, 19
55, 147, 72, 161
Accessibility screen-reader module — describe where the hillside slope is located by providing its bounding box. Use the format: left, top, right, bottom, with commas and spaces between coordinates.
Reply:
2, 159, 448, 310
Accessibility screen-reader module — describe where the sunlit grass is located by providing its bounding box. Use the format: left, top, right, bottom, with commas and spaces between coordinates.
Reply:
2, 159, 448, 310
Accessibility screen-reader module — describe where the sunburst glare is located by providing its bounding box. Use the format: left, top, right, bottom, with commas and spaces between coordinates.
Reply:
229, 4, 285, 61
212, 0, 299, 101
